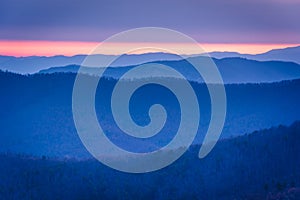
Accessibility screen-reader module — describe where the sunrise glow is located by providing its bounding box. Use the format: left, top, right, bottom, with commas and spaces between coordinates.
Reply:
0, 40, 299, 56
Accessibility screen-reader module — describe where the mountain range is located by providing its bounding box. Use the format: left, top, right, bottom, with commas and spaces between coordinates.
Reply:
208, 45, 300, 64
1, 71, 300, 157
39, 57, 300, 84
1, 45, 300, 199
1, 120, 299, 199
0, 52, 183, 74
1, 45, 300, 74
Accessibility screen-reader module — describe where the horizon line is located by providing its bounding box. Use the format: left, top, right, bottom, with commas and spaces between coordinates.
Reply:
0, 40, 299, 57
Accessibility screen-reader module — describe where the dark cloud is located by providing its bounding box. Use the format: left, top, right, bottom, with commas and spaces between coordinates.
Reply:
0, 0, 299, 43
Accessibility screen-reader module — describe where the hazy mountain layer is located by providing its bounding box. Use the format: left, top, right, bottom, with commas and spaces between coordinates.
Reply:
39, 57, 300, 84
1, 71, 300, 157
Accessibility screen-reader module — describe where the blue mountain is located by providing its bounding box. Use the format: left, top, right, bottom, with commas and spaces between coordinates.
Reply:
0, 121, 299, 199
1, 71, 300, 158
2, 45, 300, 74
0, 52, 182, 74
39, 57, 300, 84
209, 45, 300, 64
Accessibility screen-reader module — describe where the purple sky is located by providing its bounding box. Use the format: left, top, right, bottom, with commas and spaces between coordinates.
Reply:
0, 0, 299, 43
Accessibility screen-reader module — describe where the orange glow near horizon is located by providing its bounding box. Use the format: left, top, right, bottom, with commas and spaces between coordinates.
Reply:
0, 40, 299, 57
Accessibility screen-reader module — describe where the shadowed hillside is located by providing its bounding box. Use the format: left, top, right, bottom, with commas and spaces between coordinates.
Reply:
0, 121, 299, 199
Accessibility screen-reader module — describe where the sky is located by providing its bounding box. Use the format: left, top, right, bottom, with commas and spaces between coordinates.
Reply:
0, 0, 299, 56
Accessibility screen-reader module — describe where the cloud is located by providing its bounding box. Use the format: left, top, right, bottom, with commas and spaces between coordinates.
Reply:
0, 0, 299, 43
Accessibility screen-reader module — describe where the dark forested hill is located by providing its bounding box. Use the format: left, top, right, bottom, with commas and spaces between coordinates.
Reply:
0, 121, 299, 199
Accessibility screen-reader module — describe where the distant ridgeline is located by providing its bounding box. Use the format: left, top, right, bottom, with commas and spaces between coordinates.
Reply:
0, 70, 300, 158
38, 57, 300, 84
2, 45, 300, 74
